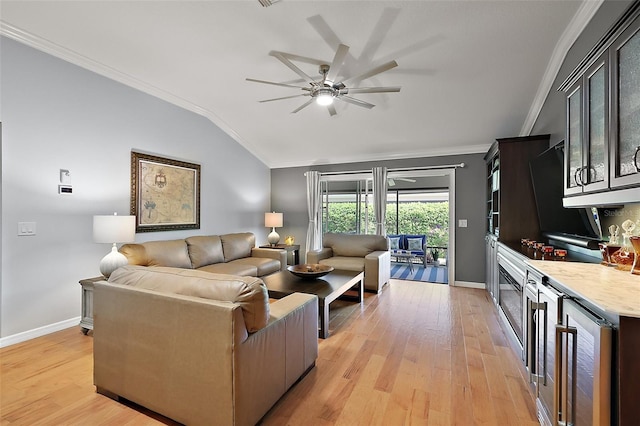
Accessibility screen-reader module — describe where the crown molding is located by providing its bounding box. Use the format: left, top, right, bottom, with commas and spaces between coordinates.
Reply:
268, 143, 492, 169
0, 21, 270, 167
520, 0, 604, 136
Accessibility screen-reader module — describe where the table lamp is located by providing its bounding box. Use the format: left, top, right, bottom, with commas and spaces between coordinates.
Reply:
93, 212, 136, 278
265, 212, 283, 246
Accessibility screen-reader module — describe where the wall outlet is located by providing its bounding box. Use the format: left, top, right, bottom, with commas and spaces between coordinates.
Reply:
458, 219, 468, 228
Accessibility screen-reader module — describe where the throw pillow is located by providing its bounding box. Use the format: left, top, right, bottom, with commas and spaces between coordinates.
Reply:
389, 237, 401, 250
407, 237, 423, 251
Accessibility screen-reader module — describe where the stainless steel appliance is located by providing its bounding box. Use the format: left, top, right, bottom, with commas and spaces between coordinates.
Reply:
555, 299, 612, 425
497, 251, 525, 347
536, 276, 565, 426
524, 268, 541, 389
533, 270, 613, 426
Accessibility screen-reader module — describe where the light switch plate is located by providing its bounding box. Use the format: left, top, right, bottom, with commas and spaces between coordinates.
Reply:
18, 222, 36, 236
458, 219, 468, 228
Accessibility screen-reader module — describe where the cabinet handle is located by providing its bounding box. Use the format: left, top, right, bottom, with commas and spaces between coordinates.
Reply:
541, 301, 548, 387
574, 166, 584, 187
633, 146, 640, 172
555, 324, 578, 426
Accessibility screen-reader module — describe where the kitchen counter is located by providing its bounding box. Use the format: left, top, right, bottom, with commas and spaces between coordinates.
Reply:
527, 260, 640, 318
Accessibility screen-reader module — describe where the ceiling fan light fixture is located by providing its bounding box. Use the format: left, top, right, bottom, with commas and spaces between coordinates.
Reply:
315, 89, 334, 106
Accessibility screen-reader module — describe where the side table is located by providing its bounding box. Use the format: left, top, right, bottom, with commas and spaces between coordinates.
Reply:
259, 244, 300, 265
79, 276, 103, 334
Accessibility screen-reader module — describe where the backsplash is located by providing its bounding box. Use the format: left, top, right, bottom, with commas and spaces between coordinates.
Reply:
600, 204, 640, 239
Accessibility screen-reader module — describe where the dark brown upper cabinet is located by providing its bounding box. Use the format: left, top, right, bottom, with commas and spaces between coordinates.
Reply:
610, 14, 640, 189
564, 52, 610, 196
560, 1, 640, 207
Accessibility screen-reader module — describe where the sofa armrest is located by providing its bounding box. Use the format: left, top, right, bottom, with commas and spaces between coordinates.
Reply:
261, 293, 318, 383
234, 292, 318, 426
307, 247, 333, 263
251, 247, 287, 271
364, 250, 391, 293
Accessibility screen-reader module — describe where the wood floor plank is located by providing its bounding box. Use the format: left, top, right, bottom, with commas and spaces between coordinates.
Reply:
1, 280, 539, 425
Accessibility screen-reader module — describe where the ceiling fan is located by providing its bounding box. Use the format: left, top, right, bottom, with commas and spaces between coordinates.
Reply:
388, 177, 416, 187
246, 43, 401, 116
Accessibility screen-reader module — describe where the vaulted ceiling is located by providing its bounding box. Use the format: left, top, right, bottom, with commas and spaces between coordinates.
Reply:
0, 1, 600, 168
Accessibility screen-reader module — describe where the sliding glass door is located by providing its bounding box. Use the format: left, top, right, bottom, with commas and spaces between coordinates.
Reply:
321, 179, 373, 235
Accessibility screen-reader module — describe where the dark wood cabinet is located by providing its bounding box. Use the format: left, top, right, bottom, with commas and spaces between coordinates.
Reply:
564, 52, 610, 196
561, 1, 640, 207
610, 13, 640, 189
484, 135, 550, 243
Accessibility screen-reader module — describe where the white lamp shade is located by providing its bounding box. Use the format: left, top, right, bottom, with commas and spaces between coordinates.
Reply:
93, 214, 136, 243
264, 212, 283, 228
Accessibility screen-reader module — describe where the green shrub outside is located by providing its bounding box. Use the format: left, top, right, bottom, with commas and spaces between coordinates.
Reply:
325, 202, 449, 247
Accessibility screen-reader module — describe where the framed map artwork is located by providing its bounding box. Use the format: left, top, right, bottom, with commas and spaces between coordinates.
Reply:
130, 151, 201, 232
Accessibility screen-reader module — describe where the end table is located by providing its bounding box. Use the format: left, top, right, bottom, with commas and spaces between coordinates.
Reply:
79, 276, 103, 334
259, 244, 300, 265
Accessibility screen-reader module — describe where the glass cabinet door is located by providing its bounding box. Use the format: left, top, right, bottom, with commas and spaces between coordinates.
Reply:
584, 57, 609, 191
565, 83, 583, 195
565, 54, 609, 196
611, 18, 640, 188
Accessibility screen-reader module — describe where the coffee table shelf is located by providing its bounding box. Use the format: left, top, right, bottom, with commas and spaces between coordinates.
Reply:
262, 269, 364, 338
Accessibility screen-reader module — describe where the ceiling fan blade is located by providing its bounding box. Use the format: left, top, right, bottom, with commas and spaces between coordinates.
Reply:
327, 104, 337, 116
246, 78, 310, 90
291, 99, 314, 113
342, 60, 398, 85
270, 51, 316, 83
270, 50, 326, 66
326, 44, 349, 83
259, 94, 309, 103
342, 86, 401, 94
339, 95, 375, 109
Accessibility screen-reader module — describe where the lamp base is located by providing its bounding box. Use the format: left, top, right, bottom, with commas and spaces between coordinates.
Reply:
100, 243, 129, 278
267, 228, 280, 246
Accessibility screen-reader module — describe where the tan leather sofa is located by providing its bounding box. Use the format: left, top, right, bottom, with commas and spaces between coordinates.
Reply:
93, 265, 318, 426
120, 232, 285, 277
307, 233, 390, 293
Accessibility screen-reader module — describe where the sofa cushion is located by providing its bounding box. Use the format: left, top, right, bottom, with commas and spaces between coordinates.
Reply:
109, 265, 270, 332
230, 257, 281, 276
119, 240, 192, 269
318, 256, 365, 272
221, 233, 255, 262
186, 235, 225, 268
323, 233, 388, 257
197, 262, 258, 277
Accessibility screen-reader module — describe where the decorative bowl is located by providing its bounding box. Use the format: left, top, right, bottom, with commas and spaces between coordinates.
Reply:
287, 264, 334, 279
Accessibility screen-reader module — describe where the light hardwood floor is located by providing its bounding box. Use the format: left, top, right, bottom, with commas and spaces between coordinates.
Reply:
1, 279, 539, 425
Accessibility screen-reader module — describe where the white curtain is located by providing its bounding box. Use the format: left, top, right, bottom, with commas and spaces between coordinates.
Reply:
305, 171, 322, 257
372, 166, 388, 236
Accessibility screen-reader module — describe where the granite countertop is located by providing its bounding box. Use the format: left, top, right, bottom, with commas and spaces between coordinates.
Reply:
527, 260, 640, 318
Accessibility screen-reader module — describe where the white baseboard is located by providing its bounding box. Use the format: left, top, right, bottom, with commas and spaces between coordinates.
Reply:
0, 317, 81, 348
453, 280, 485, 289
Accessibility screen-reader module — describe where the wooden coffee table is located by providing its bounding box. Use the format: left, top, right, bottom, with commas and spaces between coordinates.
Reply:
262, 269, 364, 338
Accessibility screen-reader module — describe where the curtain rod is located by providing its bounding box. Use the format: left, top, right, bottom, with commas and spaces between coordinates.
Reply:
304, 163, 465, 176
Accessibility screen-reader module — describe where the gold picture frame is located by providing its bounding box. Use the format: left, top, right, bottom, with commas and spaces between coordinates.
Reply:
131, 151, 201, 232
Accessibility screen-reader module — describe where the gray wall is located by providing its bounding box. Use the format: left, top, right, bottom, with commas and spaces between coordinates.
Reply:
0, 38, 271, 339
531, 0, 634, 145
271, 153, 487, 284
